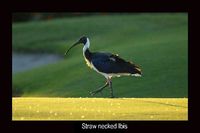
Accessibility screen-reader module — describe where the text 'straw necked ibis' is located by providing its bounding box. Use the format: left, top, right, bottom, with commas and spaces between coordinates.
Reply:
65, 36, 142, 98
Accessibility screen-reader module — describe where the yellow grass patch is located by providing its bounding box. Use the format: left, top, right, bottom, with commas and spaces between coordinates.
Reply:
12, 98, 188, 120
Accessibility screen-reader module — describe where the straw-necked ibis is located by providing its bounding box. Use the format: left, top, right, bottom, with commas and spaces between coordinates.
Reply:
65, 36, 142, 98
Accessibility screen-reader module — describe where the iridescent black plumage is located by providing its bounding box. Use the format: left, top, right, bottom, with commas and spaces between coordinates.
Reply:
90, 52, 141, 75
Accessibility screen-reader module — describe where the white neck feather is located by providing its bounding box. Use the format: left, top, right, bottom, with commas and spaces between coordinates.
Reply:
83, 38, 90, 56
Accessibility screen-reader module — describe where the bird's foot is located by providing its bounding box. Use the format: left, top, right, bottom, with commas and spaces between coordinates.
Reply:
110, 95, 117, 98
89, 89, 103, 96
110, 95, 115, 98
89, 91, 96, 96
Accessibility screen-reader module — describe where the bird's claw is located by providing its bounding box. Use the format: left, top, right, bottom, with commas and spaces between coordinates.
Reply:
89, 90, 103, 96
110, 95, 115, 98
89, 91, 96, 96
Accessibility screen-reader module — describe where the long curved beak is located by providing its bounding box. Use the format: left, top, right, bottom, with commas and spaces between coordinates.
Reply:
65, 41, 80, 55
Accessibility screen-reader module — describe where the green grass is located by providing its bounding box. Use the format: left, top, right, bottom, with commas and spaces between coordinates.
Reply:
12, 98, 188, 120
12, 13, 188, 98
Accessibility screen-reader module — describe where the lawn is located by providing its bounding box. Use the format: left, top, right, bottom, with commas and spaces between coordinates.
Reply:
12, 13, 188, 98
12, 98, 188, 120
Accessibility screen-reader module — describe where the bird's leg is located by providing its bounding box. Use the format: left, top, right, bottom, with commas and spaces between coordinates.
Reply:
90, 81, 109, 96
108, 78, 114, 98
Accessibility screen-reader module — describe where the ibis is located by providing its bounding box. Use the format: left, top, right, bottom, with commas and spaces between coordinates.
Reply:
65, 36, 142, 98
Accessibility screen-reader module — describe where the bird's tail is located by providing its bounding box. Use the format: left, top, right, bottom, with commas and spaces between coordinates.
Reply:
128, 62, 142, 77
113, 55, 142, 77
131, 66, 142, 77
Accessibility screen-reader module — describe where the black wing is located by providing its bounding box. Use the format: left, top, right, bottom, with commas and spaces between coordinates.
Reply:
91, 52, 141, 74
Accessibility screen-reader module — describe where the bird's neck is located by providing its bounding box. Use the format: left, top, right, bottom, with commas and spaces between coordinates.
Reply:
83, 38, 91, 61
83, 38, 90, 53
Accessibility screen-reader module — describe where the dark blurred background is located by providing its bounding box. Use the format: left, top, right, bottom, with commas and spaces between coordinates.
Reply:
12, 12, 108, 23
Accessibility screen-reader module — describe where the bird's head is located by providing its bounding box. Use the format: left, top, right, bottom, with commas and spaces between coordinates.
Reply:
65, 36, 88, 55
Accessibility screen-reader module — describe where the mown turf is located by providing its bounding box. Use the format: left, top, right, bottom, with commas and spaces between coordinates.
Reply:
12, 13, 188, 98
12, 98, 188, 120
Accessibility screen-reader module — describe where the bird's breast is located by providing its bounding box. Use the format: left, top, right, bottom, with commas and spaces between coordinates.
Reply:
84, 57, 93, 69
